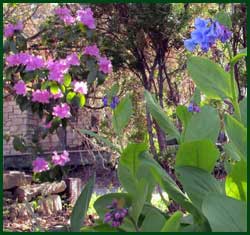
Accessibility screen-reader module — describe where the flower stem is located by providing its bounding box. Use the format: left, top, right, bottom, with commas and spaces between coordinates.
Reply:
226, 43, 241, 121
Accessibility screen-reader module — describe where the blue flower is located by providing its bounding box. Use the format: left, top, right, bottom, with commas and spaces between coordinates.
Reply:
110, 96, 119, 109
184, 17, 232, 53
102, 96, 108, 107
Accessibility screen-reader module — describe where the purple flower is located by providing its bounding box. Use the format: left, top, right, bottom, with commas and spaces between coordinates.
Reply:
188, 102, 200, 113
32, 90, 51, 104
76, 8, 95, 29
73, 81, 88, 94
98, 56, 112, 74
52, 103, 71, 119
14, 80, 26, 96
32, 157, 49, 173
102, 96, 108, 107
5, 53, 44, 71
110, 96, 119, 109
104, 199, 128, 228
52, 150, 70, 166
4, 21, 23, 38
55, 7, 75, 25
51, 89, 63, 99
84, 44, 100, 57
225, 63, 230, 72
47, 60, 69, 83
66, 53, 80, 66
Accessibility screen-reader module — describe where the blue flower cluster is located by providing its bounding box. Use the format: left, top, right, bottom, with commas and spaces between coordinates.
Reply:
184, 17, 232, 52
188, 102, 200, 113
102, 96, 119, 109
104, 200, 128, 227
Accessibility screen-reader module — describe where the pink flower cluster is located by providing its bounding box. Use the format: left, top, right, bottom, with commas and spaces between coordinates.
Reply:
32, 157, 49, 173
52, 150, 70, 166
6, 53, 45, 71
32, 150, 70, 172
76, 8, 95, 29
83, 44, 112, 74
14, 80, 27, 96
73, 81, 88, 94
4, 21, 23, 38
47, 53, 80, 83
52, 103, 71, 119
54, 6, 95, 29
54, 7, 75, 25
32, 90, 51, 104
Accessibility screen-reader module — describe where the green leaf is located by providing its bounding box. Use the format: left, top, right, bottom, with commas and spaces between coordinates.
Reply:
50, 84, 59, 95
87, 69, 97, 84
223, 143, 241, 161
176, 166, 224, 209
140, 205, 167, 232
112, 94, 133, 135
238, 96, 247, 127
187, 56, 236, 100
225, 160, 247, 201
176, 105, 192, 130
175, 140, 220, 172
77, 94, 86, 107
225, 114, 246, 161
183, 105, 220, 143
140, 153, 201, 218
231, 48, 247, 66
94, 193, 132, 219
66, 91, 76, 103
118, 143, 148, 193
144, 90, 180, 142
70, 175, 95, 232
161, 211, 183, 232
202, 193, 246, 232
106, 83, 119, 98
13, 136, 27, 152
63, 74, 72, 87
214, 11, 232, 29
192, 87, 201, 104
80, 129, 121, 153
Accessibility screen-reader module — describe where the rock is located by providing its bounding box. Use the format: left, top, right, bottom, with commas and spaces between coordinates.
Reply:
8, 202, 34, 220
15, 181, 66, 202
65, 178, 82, 205
3, 171, 32, 190
38, 195, 62, 215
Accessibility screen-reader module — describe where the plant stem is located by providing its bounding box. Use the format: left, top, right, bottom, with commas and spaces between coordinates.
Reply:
226, 43, 241, 121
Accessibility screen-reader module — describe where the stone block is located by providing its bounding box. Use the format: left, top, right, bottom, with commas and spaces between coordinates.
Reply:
38, 195, 62, 215
3, 171, 31, 190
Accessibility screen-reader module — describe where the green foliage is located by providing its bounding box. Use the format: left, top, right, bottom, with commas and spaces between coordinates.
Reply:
187, 56, 238, 101
175, 140, 220, 172
182, 105, 220, 143
112, 94, 133, 135
161, 211, 183, 232
214, 11, 232, 29
202, 193, 247, 232
70, 175, 95, 232
144, 90, 180, 142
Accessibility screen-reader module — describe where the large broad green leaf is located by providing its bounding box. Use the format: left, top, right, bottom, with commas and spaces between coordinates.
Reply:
161, 211, 183, 232
94, 193, 132, 219
223, 143, 241, 161
176, 166, 224, 209
176, 105, 192, 130
225, 160, 247, 201
202, 193, 247, 232
183, 105, 220, 143
130, 179, 148, 223
215, 11, 232, 29
70, 175, 95, 232
175, 140, 220, 172
118, 143, 148, 193
238, 96, 247, 127
112, 94, 133, 135
63, 74, 72, 87
225, 114, 246, 161
144, 90, 180, 142
140, 205, 167, 232
187, 57, 237, 100
80, 129, 120, 153
140, 153, 202, 219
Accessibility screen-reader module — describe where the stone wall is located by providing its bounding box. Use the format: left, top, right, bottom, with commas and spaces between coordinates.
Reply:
3, 96, 100, 156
